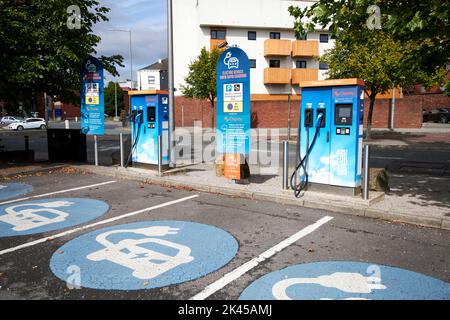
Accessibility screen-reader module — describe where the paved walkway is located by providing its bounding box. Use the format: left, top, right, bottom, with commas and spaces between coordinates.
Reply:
74, 163, 450, 231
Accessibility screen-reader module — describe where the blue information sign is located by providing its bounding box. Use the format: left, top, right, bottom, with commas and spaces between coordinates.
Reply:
50, 220, 239, 290
80, 56, 105, 135
240, 261, 450, 300
216, 47, 251, 156
0, 183, 33, 201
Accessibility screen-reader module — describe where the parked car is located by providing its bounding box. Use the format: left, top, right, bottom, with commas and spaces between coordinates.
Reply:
8, 118, 47, 131
0, 116, 24, 126
423, 108, 450, 123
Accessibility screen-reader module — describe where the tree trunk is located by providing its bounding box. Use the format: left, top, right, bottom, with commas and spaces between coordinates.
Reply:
366, 94, 376, 140
210, 99, 215, 129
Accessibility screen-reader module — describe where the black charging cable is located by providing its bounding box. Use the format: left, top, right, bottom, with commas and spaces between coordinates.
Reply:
290, 113, 324, 198
124, 113, 142, 168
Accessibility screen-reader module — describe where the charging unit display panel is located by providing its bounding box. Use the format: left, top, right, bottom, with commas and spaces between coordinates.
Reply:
330, 86, 363, 187
300, 87, 332, 185
158, 95, 170, 164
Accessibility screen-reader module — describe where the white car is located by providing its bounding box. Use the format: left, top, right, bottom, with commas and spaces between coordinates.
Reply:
0, 116, 24, 126
8, 118, 47, 131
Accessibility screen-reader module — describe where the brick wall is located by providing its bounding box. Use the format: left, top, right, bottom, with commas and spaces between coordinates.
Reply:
174, 94, 450, 129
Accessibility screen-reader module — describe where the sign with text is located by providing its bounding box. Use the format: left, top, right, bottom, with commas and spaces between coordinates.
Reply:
216, 47, 251, 157
80, 56, 104, 135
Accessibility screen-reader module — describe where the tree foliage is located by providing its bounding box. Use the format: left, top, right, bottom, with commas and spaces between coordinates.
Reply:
0, 0, 124, 114
181, 47, 221, 127
104, 81, 124, 116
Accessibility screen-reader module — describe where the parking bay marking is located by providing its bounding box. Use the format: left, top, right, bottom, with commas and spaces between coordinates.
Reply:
0, 180, 117, 206
0, 194, 199, 256
190, 215, 334, 300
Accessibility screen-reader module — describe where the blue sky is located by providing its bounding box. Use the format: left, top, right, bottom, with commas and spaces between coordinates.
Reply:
93, 0, 168, 83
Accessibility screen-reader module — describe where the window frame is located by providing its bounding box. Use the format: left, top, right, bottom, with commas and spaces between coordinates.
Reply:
269, 60, 281, 68
269, 32, 281, 40
296, 60, 307, 69
319, 62, 329, 70
248, 31, 257, 41
319, 34, 329, 43
249, 59, 256, 68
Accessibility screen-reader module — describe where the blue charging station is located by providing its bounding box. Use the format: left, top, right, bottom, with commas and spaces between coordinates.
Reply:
291, 79, 365, 196
127, 90, 170, 167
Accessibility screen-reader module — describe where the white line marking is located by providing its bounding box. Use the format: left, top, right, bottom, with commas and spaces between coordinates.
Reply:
190, 215, 334, 300
0, 181, 117, 206
0, 194, 199, 256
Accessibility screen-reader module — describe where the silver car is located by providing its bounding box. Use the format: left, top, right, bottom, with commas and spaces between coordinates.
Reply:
0, 116, 24, 126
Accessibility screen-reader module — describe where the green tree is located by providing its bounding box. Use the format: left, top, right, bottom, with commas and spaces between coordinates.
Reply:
104, 81, 124, 117
181, 47, 221, 128
0, 0, 124, 114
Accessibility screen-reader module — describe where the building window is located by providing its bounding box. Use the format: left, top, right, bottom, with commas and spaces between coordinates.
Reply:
269, 32, 281, 39
296, 60, 307, 69
248, 31, 257, 40
211, 30, 226, 40
269, 60, 280, 68
249, 59, 256, 68
319, 62, 329, 70
320, 34, 329, 43
148, 75, 155, 84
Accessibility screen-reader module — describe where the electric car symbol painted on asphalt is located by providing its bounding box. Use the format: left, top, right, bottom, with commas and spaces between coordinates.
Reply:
86, 226, 194, 280
0, 183, 33, 201
0, 198, 109, 237
50, 220, 239, 290
239, 261, 450, 300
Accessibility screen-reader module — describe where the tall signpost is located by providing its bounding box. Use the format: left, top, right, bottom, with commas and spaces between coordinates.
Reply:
80, 56, 105, 136
216, 47, 251, 181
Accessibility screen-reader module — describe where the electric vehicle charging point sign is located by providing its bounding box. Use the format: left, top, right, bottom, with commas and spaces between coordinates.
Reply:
239, 261, 450, 300
50, 220, 239, 290
0, 183, 33, 201
0, 198, 109, 237
80, 56, 104, 135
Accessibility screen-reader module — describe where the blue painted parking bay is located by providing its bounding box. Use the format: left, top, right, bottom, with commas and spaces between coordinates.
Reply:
50, 220, 239, 290
0, 183, 33, 201
240, 261, 450, 300
0, 198, 109, 237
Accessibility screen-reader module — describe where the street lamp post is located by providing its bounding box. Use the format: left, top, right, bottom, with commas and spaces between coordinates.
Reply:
167, 0, 175, 167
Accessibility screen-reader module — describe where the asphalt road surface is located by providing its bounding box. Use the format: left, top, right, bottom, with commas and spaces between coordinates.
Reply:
0, 170, 448, 300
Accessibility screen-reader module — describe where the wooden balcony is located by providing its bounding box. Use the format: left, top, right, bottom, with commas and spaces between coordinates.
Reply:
210, 39, 226, 51
264, 39, 291, 56
264, 68, 291, 84
292, 40, 319, 57
291, 68, 319, 85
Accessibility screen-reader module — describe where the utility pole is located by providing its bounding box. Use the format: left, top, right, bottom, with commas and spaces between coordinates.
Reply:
167, 0, 175, 167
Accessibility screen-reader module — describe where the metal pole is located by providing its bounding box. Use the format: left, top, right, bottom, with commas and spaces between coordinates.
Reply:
363, 144, 370, 200
282, 140, 289, 190
24, 136, 29, 151
390, 83, 396, 130
158, 135, 162, 176
94, 135, 98, 166
115, 81, 118, 119
129, 31, 133, 88
167, 0, 175, 168
287, 94, 291, 141
119, 133, 124, 167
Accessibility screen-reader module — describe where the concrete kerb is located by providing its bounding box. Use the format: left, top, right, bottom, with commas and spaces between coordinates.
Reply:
0, 164, 69, 178
70, 164, 449, 231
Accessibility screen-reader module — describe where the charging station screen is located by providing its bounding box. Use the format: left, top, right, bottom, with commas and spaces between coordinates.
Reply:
147, 107, 156, 122
335, 104, 352, 125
